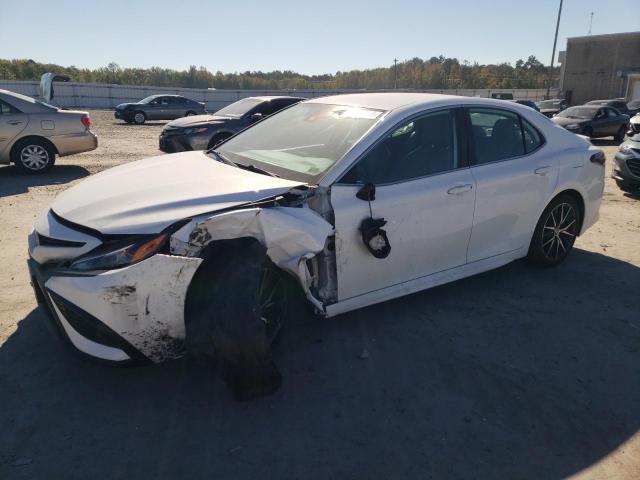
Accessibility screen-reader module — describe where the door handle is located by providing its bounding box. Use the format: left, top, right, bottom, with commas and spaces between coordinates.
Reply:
447, 184, 473, 195
7, 121, 23, 125
534, 166, 552, 175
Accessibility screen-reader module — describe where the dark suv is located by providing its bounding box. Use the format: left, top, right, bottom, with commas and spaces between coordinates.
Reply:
115, 95, 205, 124
159, 96, 304, 153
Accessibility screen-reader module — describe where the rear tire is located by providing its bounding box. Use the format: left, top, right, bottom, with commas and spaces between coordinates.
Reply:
614, 125, 626, 142
185, 238, 292, 401
527, 194, 581, 267
12, 138, 56, 174
185, 111, 197, 117
133, 111, 146, 125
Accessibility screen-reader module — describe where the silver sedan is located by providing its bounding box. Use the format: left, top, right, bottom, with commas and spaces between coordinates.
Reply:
0, 89, 97, 173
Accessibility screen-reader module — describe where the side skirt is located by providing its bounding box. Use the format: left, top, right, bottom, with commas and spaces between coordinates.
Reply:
324, 248, 526, 318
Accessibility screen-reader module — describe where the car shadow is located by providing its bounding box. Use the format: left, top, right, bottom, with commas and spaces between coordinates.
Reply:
1, 248, 638, 479
0, 165, 90, 197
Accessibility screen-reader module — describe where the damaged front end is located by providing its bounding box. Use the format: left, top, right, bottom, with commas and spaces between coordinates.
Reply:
29, 186, 338, 365
170, 186, 337, 315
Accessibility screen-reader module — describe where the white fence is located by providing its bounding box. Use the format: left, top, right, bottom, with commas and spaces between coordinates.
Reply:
0, 79, 557, 111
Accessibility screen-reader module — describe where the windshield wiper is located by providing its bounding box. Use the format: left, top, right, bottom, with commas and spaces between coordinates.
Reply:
210, 150, 278, 177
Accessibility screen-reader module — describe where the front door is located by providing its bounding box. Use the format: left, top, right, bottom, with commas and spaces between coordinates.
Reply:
465, 107, 558, 262
0, 100, 27, 158
331, 108, 476, 301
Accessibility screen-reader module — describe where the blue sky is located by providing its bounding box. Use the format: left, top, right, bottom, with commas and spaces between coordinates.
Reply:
0, 0, 638, 74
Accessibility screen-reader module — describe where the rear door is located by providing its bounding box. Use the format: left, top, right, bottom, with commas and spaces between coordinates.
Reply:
466, 107, 557, 262
0, 99, 28, 160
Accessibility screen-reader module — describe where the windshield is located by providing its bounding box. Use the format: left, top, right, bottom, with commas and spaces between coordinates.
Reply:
628, 100, 640, 109
557, 107, 596, 119
215, 98, 263, 118
214, 102, 384, 182
538, 100, 561, 109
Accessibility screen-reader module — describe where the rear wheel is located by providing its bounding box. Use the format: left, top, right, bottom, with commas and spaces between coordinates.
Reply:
527, 194, 581, 267
133, 111, 146, 125
185, 110, 197, 117
614, 125, 626, 142
185, 238, 291, 400
12, 138, 56, 174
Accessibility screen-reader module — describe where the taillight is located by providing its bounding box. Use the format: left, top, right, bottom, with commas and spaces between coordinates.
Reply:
590, 151, 605, 166
81, 115, 91, 129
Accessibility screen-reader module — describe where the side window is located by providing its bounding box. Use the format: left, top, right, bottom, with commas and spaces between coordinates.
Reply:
0, 100, 20, 114
607, 107, 619, 116
341, 109, 459, 184
522, 119, 544, 153
469, 108, 524, 164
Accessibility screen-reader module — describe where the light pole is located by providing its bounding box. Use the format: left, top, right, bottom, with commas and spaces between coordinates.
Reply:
546, 0, 563, 99
394, 58, 398, 89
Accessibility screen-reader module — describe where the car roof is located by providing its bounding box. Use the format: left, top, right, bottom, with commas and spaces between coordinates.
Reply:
251, 95, 305, 101
305, 92, 542, 113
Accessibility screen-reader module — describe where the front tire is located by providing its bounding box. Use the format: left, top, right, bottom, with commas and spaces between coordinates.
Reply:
185, 238, 290, 400
616, 180, 639, 193
12, 139, 56, 174
582, 126, 593, 138
207, 132, 232, 149
527, 194, 581, 267
132, 111, 146, 125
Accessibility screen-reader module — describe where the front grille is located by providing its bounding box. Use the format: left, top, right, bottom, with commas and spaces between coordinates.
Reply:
628, 158, 640, 177
37, 233, 85, 248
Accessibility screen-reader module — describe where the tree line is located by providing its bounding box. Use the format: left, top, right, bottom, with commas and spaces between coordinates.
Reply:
0, 56, 556, 90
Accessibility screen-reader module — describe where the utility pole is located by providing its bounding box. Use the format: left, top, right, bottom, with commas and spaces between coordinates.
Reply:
588, 12, 594, 34
546, 0, 563, 99
394, 58, 398, 89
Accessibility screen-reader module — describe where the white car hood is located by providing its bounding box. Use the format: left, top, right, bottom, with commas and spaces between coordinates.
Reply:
51, 151, 305, 235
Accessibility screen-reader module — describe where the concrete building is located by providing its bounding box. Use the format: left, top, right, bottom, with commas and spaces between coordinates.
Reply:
560, 31, 640, 105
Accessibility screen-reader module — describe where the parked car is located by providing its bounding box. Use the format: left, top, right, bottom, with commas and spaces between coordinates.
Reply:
613, 131, 640, 193
490, 92, 513, 100
628, 113, 640, 136
586, 99, 630, 115
114, 95, 205, 124
28, 93, 604, 399
627, 99, 640, 117
0, 89, 97, 173
536, 98, 568, 117
513, 100, 540, 111
159, 96, 304, 153
552, 105, 629, 140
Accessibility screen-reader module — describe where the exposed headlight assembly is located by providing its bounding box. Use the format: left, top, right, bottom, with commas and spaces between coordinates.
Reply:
69, 233, 168, 271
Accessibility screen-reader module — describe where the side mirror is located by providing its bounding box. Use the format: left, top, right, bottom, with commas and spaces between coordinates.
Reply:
356, 183, 376, 201
249, 113, 263, 121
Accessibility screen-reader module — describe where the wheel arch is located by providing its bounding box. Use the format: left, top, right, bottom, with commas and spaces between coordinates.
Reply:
206, 130, 234, 149
548, 188, 586, 235
10, 135, 59, 163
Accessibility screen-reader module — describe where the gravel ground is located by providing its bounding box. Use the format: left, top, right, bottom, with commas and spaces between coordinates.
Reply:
0, 110, 639, 479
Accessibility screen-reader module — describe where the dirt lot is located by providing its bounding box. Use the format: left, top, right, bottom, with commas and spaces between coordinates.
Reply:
1, 110, 639, 479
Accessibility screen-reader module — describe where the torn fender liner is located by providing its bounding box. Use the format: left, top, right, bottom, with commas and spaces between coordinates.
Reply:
45, 254, 202, 363
172, 206, 334, 276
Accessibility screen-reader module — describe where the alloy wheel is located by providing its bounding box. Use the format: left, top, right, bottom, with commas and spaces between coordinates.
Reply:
541, 202, 577, 261
20, 145, 50, 171
134, 113, 145, 124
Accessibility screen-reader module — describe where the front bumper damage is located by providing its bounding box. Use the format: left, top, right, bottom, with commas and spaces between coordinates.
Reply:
29, 252, 202, 364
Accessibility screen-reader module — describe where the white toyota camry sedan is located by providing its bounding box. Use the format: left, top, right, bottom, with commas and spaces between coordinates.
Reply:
28, 93, 605, 399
